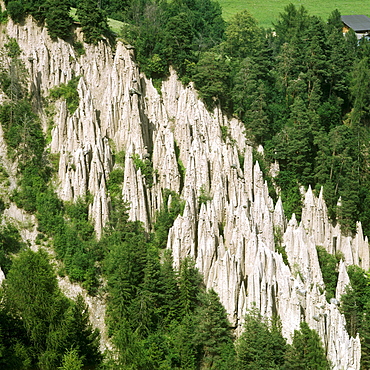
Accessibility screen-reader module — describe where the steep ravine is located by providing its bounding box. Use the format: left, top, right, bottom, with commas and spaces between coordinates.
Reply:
1, 14, 369, 369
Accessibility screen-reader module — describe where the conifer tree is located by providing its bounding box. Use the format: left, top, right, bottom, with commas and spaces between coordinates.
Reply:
284, 322, 330, 370
45, 0, 73, 41
194, 289, 236, 369
59, 349, 83, 370
159, 249, 181, 326
77, 0, 110, 45
169, 314, 198, 369
4, 249, 70, 368
236, 308, 286, 369
178, 257, 203, 315
65, 295, 101, 367
113, 318, 150, 369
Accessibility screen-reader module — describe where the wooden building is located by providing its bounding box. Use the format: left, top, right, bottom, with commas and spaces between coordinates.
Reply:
341, 15, 370, 39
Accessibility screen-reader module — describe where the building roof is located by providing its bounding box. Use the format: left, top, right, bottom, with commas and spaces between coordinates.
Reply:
341, 15, 370, 32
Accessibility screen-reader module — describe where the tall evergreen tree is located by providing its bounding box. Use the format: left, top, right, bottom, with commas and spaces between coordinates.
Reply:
284, 321, 330, 370
65, 295, 101, 367
224, 10, 262, 59
77, 0, 110, 44
3, 249, 101, 369
169, 314, 198, 369
159, 249, 181, 326
45, 0, 73, 41
236, 308, 286, 369
178, 257, 203, 316
194, 289, 236, 369
360, 302, 370, 369
192, 50, 231, 110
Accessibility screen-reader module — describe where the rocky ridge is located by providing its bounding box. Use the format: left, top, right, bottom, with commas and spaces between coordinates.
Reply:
1, 14, 369, 369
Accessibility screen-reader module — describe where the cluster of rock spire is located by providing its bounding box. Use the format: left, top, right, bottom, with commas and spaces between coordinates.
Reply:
1, 14, 368, 368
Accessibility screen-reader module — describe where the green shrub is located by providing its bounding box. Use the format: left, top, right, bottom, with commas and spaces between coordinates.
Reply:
0, 10, 8, 23
114, 150, 125, 165
274, 227, 289, 266
6, 1, 24, 23
132, 153, 156, 188
107, 168, 124, 198
0, 223, 25, 274
220, 125, 229, 142
316, 246, 340, 302
73, 41, 86, 56
198, 185, 212, 207
49, 76, 81, 114
153, 189, 185, 248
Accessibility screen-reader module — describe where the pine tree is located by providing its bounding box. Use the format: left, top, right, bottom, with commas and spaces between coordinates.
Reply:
244, 82, 269, 143
77, 0, 110, 45
232, 57, 258, 120
194, 289, 236, 369
45, 0, 73, 41
178, 257, 203, 315
192, 51, 231, 110
4, 249, 70, 368
130, 245, 162, 335
6, 1, 25, 23
163, 12, 194, 75
284, 322, 330, 370
236, 308, 286, 369
58, 349, 83, 370
274, 4, 311, 47
65, 295, 101, 367
159, 249, 181, 326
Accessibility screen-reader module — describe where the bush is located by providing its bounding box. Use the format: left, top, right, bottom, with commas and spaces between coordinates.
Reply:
6, 1, 24, 23
153, 189, 185, 248
107, 168, 124, 198
0, 10, 8, 23
316, 246, 340, 302
49, 76, 81, 114
198, 185, 212, 207
132, 153, 156, 188
73, 41, 86, 56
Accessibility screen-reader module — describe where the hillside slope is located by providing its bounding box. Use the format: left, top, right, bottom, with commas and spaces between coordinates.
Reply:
0, 14, 368, 370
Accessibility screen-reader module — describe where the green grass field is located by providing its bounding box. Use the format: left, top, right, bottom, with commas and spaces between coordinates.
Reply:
218, 0, 370, 28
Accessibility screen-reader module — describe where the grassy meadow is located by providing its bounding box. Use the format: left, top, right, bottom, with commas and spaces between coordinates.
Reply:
218, 0, 370, 28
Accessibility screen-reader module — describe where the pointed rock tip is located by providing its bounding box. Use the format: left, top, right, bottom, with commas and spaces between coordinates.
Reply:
254, 160, 261, 172
274, 196, 284, 212
288, 213, 298, 227
318, 186, 324, 200
304, 185, 314, 205
356, 221, 364, 239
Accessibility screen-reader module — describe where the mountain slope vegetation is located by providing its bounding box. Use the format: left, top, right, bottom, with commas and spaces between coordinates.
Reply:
0, 0, 370, 369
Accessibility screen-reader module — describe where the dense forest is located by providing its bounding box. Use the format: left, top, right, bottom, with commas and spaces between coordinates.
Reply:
1, 0, 370, 368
